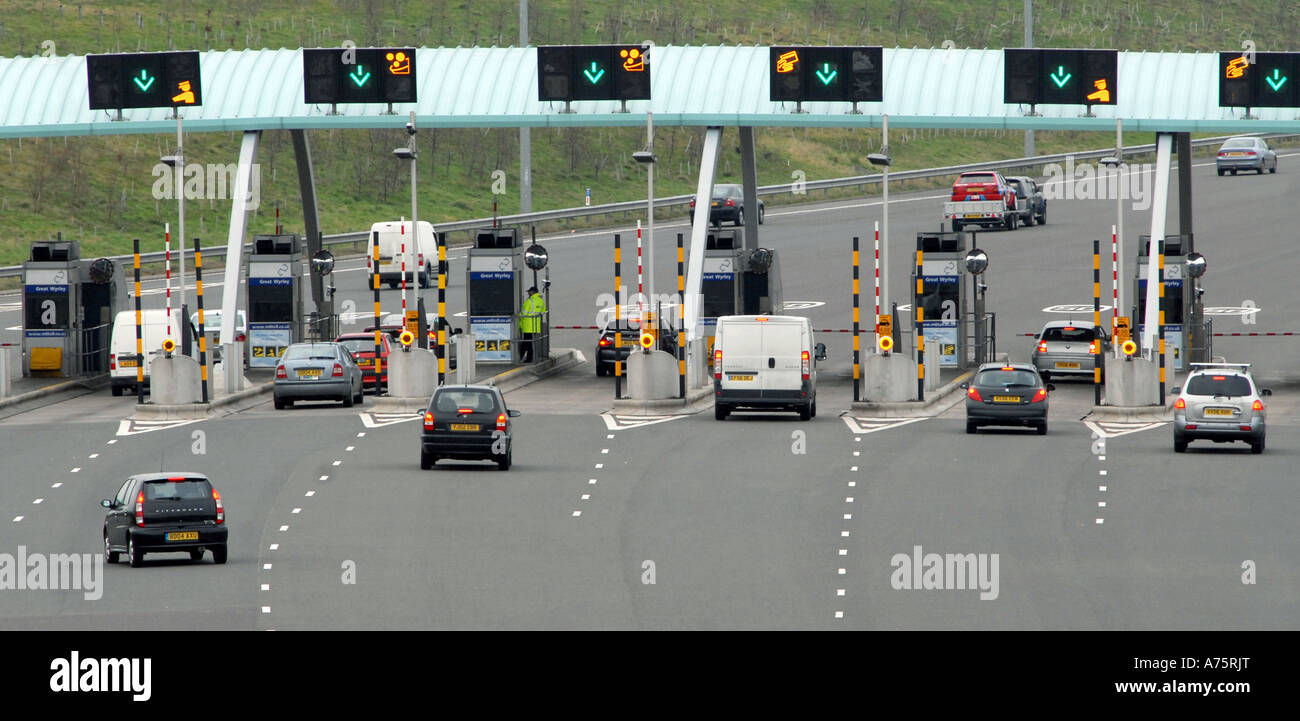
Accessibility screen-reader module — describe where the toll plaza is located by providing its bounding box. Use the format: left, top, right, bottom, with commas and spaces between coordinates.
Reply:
1134, 234, 1209, 370
467, 228, 525, 364
21, 239, 123, 378
245, 234, 304, 369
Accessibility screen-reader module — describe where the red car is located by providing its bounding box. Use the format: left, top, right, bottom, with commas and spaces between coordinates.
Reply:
336, 333, 391, 391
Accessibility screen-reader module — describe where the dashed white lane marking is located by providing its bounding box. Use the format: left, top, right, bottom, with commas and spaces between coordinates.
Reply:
346, 446, 355, 452
357, 432, 366, 438
1100, 486, 1107, 492
595, 463, 603, 469
319, 475, 328, 481
32, 498, 43, 504
835, 611, 844, 619
838, 549, 848, 556
837, 589, 846, 596
305, 491, 315, 497
332, 460, 342, 466
850, 466, 858, 472
71, 468, 80, 473
269, 544, 279, 551
279, 525, 289, 532
841, 531, 850, 537
848, 481, 856, 487
572, 511, 582, 517
853, 451, 860, 457
261, 606, 271, 614
1099, 455, 1106, 461
601, 448, 609, 454
838, 568, 846, 574
107, 440, 117, 444
588, 479, 597, 485
292, 508, 302, 514
1099, 502, 1107, 507
263, 563, 272, 570
1099, 470, 1108, 476
12, 516, 22, 522
606, 434, 615, 439
51, 483, 61, 489
261, 584, 270, 591
846, 497, 854, 503
89, 454, 99, 459
581, 494, 590, 500
1096, 519, 1105, 524
843, 514, 852, 520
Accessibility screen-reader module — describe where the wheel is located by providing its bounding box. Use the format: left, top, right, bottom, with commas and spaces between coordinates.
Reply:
354, 387, 364, 404
714, 405, 729, 421
1039, 371, 1050, 383
1006, 213, 1017, 231
1036, 422, 1048, 435
111, 385, 123, 397
1251, 437, 1264, 454
343, 391, 354, 408
596, 364, 609, 377
1174, 439, 1187, 453
1231, 169, 1238, 175
421, 450, 434, 470
212, 545, 227, 564
497, 446, 512, 471
1022, 212, 1034, 227
799, 403, 811, 421
966, 420, 977, 434
1270, 162, 1277, 174
952, 220, 963, 232
1217, 168, 1225, 176
1036, 209, 1046, 225
758, 205, 765, 224
190, 550, 204, 561
128, 534, 143, 568
104, 533, 119, 564
810, 399, 817, 418
735, 208, 745, 227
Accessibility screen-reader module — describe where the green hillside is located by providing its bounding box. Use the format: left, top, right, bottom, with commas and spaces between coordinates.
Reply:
1, 0, 1294, 267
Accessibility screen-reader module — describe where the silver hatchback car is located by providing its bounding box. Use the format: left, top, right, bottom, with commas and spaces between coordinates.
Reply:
1031, 320, 1109, 382
273, 342, 364, 409
1173, 363, 1271, 454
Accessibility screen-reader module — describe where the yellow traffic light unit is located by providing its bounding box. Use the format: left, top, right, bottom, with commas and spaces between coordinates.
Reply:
161, 337, 176, 355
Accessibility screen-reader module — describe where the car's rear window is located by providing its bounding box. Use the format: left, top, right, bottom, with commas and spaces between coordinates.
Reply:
1222, 138, 1255, 149
337, 338, 380, 354
976, 369, 1039, 386
143, 479, 211, 501
433, 390, 499, 414
1186, 374, 1252, 397
1042, 326, 1095, 342
959, 173, 997, 183
284, 344, 337, 360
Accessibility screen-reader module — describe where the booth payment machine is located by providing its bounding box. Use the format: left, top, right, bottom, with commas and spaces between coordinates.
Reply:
467, 228, 523, 364
1134, 234, 1206, 370
912, 232, 968, 368
246, 234, 304, 368
699, 228, 784, 353
22, 240, 121, 377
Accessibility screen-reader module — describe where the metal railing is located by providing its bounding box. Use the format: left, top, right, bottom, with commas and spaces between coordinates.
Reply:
3, 132, 1294, 280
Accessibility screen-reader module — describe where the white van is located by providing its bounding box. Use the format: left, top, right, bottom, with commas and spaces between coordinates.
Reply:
110, 309, 182, 396
712, 315, 826, 421
366, 220, 438, 289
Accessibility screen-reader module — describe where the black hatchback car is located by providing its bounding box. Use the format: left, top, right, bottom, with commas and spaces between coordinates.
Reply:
421, 385, 520, 470
962, 362, 1054, 435
101, 473, 228, 567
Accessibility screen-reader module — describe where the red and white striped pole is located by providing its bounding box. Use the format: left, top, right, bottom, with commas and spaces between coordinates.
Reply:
874, 220, 881, 352
400, 240, 407, 331
636, 220, 644, 327
164, 222, 173, 339
1112, 224, 1119, 357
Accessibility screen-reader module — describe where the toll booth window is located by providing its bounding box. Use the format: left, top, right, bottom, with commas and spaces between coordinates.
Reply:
469, 279, 515, 316
1165, 286, 1184, 324
25, 292, 68, 329
250, 285, 293, 322
702, 279, 733, 318
919, 283, 960, 321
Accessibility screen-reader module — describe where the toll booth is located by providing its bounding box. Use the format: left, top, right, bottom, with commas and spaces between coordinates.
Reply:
245, 234, 304, 369
1134, 234, 1206, 370
912, 232, 968, 368
22, 240, 121, 377
698, 228, 784, 353
467, 228, 523, 364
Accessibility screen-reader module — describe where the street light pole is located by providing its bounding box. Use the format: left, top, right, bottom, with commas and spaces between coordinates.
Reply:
176, 118, 186, 352
645, 112, 655, 334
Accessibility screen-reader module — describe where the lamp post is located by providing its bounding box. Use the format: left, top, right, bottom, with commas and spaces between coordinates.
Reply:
393, 114, 420, 345
868, 132, 893, 349
633, 114, 657, 348
160, 148, 187, 355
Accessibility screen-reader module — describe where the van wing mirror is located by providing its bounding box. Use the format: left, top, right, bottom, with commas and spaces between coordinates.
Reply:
814, 342, 827, 361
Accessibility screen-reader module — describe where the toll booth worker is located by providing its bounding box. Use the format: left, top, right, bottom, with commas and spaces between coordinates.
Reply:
519, 286, 547, 362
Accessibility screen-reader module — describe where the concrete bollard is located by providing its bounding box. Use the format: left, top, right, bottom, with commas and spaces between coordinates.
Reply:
1103, 356, 1161, 406
150, 353, 202, 405
387, 347, 436, 399
0, 345, 15, 398
860, 352, 919, 402
626, 349, 680, 400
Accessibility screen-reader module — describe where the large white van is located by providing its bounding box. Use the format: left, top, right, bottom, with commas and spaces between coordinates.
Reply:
712, 315, 826, 421
109, 309, 180, 396
366, 220, 438, 289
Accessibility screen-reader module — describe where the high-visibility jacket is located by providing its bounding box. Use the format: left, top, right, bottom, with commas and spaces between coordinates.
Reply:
519, 293, 547, 334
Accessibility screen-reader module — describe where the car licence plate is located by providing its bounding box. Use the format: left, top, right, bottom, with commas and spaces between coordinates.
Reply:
166, 531, 198, 542
1055, 361, 1080, 369
1227, 152, 1244, 157
119, 359, 138, 368
729, 374, 754, 381
297, 368, 322, 378
450, 423, 480, 431
993, 395, 1021, 403
358, 359, 372, 366
1204, 408, 1234, 416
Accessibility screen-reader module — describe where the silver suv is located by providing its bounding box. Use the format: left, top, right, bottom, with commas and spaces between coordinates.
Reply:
1031, 320, 1109, 382
1173, 363, 1271, 454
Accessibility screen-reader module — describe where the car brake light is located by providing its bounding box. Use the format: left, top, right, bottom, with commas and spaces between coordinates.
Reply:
110, 353, 116, 370
497, 413, 507, 432
967, 386, 983, 402
1001, 366, 1015, 371
1031, 388, 1047, 403
236, 333, 247, 343
1212, 376, 1226, 380
1252, 400, 1264, 411
458, 407, 474, 414
1174, 398, 1186, 409
1037, 341, 1047, 353
713, 349, 722, 380
1217, 151, 1227, 157
1244, 151, 1257, 156
276, 365, 287, 379
332, 363, 344, 377
689, 200, 695, 208
801, 350, 810, 380
599, 337, 611, 347
1239, 425, 1251, 431
135, 491, 145, 527
1089, 341, 1098, 354
725, 199, 735, 207
1185, 424, 1198, 429
423, 411, 435, 430
213, 489, 224, 524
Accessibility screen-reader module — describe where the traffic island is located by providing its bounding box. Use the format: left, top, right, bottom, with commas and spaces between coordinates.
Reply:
850, 367, 974, 418
371, 347, 587, 413
131, 380, 274, 420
